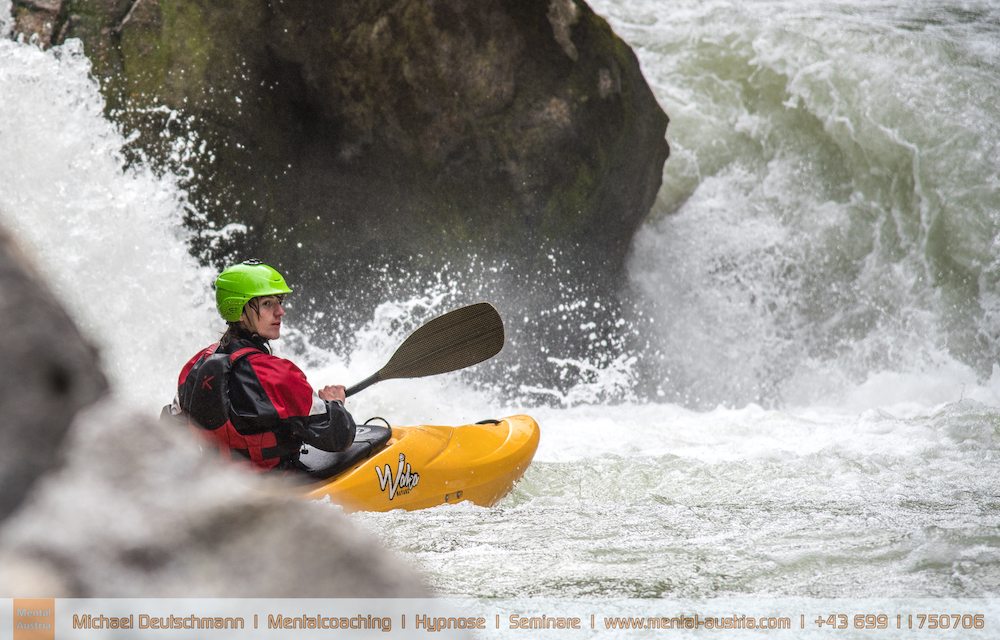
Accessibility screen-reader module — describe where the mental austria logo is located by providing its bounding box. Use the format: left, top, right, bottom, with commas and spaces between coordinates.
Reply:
14, 599, 54, 640
376, 453, 419, 500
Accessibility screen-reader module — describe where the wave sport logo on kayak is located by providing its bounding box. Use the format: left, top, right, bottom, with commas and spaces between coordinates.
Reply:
376, 453, 419, 500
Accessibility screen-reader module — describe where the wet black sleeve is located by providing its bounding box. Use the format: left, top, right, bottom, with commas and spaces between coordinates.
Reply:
289, 400, 357, 453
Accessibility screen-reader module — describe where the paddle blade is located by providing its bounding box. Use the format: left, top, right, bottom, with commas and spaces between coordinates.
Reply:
344, 303, 504, 397
380, 302, 504, 382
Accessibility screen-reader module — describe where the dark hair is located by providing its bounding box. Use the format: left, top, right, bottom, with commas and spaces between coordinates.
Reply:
219, 297, 271, 353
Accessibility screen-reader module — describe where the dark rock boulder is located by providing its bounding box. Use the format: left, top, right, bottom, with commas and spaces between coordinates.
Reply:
39, 0, 668, 309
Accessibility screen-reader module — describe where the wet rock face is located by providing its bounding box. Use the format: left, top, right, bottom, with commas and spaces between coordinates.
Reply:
0, 224, 107, 524
34, 0, 669, 305
10, 0, 68, 47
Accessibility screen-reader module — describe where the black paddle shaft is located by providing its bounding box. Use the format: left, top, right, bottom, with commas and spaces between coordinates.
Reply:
345, 303, 504, 397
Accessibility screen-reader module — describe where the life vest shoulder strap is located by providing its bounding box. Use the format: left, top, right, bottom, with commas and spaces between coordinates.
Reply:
230, 346, 259, 362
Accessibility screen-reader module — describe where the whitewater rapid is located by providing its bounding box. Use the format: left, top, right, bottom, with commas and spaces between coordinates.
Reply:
2, 0, 1000, 621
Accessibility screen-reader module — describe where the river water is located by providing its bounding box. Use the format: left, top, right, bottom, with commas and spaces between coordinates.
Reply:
2, 0, 1000, 631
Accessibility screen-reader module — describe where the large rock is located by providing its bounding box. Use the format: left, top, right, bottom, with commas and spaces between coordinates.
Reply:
0, 400, 428, 597
31, 0, 669, 307
0, 222, 107, 523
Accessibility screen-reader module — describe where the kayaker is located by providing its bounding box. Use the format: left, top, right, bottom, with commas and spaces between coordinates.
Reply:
169, 259, 356, 474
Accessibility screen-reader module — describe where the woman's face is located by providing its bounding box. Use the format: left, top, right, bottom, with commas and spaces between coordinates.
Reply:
241, 295, 285, 340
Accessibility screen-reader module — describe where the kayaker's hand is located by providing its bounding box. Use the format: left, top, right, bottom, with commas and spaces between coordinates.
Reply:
318, 384, 347, 404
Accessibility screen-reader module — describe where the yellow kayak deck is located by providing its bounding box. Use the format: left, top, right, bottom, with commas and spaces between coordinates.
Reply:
299, 415, 539, 513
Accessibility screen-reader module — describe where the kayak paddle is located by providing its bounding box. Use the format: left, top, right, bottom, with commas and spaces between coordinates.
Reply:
345, 302, 504, 397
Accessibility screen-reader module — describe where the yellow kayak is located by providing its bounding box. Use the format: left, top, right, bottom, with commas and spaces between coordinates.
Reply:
296, 415, 539, 513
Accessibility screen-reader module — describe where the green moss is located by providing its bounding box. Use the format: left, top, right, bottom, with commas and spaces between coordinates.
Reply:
544, 167, 594, 236
117, 0, 253, 113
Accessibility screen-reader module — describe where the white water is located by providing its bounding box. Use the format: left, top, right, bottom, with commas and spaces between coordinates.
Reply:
2, 0, 1000, 618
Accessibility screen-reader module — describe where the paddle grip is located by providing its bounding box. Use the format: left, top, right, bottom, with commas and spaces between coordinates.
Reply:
345, 372, 381, 398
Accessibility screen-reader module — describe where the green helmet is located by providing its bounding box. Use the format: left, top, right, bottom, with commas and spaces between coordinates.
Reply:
215, 260, 292, 322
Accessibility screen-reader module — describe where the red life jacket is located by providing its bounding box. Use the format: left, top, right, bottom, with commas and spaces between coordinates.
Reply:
177, 343, 303, 471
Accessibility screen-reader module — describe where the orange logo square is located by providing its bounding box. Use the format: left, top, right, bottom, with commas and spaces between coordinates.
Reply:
13, 599, 55, 640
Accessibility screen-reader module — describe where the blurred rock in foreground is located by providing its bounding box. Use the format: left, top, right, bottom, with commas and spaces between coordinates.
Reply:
0, 221, 107, 524
0, 400, 428, 597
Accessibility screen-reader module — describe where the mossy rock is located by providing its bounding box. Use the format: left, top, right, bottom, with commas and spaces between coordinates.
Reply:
56, 0, 669, 307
